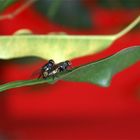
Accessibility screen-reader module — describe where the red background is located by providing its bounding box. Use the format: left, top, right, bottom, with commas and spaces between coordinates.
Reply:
0, 1, 140, 139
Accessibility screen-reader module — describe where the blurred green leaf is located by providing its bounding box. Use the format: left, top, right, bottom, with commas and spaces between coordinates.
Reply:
0, 46, 140, 92
0, 16, 139, 62
62, 46, 140, 86
99, 0, 140, 9
0, 0, 17, 12
35, 0, 91, 28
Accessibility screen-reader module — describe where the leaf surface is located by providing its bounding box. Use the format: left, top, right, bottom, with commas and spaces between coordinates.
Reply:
0, 46, 139, 92
0, 16, 139, 62
35, 0, 91, 28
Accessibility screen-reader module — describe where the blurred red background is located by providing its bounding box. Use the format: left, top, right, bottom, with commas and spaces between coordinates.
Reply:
0, 0, 140, 139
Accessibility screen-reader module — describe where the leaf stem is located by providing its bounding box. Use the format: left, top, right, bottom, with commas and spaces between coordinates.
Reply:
114, 15, 140, 39
0, 0, 37, 20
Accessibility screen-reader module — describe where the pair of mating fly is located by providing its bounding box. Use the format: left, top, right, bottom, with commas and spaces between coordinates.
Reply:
37, 60, 72, 79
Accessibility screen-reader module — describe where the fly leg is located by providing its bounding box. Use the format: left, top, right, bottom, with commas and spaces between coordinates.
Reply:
52, 74, 56, 80
38, 73, 43, 79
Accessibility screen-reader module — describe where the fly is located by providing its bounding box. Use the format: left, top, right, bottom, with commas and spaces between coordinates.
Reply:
32, 60, 72, 79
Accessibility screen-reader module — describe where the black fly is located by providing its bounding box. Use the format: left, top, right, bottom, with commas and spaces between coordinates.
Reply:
53, 60, 72, 73
33, 60, 72, 79
38, 59, 55, 79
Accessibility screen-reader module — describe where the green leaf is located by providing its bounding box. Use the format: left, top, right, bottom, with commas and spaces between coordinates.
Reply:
0, 46, 140, 92
62, 46, 140, 86
0, 0, 17, 12
99, 0, 140, 9
35, 0, 91, 28
0, 16, 139, 62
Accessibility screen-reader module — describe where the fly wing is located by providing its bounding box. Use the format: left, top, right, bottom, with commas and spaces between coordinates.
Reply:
30, 69, 43, 79
48, 64, 60, 76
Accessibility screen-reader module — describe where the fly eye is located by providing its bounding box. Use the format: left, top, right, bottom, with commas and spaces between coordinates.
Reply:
48, 63, 53, 67
65, 60, 71, 66
49, 59, 55, 64
68, 61, 71, 66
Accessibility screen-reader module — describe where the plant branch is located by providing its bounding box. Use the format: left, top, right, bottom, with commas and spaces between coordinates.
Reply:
114, 15, 140, 39
0, 0, 37, 20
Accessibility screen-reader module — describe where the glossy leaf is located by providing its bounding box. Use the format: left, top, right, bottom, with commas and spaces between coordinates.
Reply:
0, 46, 140, 92
0, 16, 139, 62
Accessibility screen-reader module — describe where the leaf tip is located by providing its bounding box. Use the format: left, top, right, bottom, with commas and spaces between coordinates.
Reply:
96, 79, 111, 87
